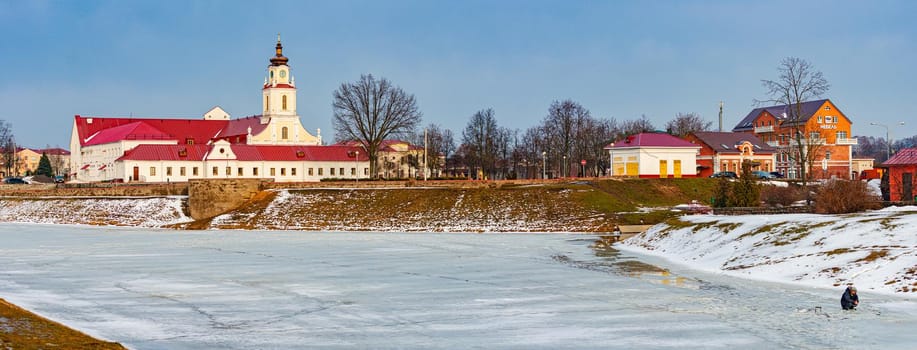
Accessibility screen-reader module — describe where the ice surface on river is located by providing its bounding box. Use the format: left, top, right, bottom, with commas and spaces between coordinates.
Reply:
1, 223, 915, 349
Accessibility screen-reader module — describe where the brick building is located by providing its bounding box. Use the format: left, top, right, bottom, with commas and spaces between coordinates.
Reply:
732, 99, 857, 179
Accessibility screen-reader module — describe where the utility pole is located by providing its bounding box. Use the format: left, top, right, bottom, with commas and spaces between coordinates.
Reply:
423, 128, 428, 181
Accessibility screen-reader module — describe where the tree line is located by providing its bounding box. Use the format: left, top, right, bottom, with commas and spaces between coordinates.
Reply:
330, 62, 914, 181
330, 75, 713, 179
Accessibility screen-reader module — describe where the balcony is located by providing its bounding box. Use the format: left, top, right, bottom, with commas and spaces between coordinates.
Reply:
836, 138, 858, 145
788, 138, 826, 146
754, 125, 775, 133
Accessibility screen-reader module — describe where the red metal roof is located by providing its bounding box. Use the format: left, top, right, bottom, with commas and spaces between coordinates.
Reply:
74, 115, 230, 147
117, 144, 211, 161
83, 121, 174, 146
230, 145, 369, 161
115, 144, 369, 162
882, 148, 917, 166
604, 133, 699, 149
263, 83, 295, 89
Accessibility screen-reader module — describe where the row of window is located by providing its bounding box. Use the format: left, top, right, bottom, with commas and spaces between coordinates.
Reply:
772, 131, 848, 143
147, 166, 369, 177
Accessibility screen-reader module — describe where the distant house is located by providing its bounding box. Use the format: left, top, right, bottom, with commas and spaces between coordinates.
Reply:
732, 99, 857, 179
336, 140, 427, 179
851, 158, 876, 180
13, 147, 71, 177
604, 133, 700, 178
685, 132, 776, 178
882, 148, 917, 202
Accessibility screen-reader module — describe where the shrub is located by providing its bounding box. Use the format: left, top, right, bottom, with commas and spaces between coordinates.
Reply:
760, 185, 803, 207
814, 179, 882, 214
712, 177, 731, 208
728, 161, 761, 207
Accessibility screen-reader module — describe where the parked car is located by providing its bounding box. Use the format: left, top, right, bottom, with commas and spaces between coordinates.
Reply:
709, 171, 737, 178
769, 171, 785, 179
3, 177, 27, 184
54, 176, 66, 183
752, 170, 776, 179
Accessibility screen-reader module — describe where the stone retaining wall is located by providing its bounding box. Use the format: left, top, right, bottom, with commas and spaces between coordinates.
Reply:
188, 179, 266, 220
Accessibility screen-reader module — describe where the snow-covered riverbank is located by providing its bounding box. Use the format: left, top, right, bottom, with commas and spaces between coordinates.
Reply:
618, 206, 917, 297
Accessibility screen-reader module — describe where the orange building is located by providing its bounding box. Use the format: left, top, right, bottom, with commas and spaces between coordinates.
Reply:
732, 99, 857, 179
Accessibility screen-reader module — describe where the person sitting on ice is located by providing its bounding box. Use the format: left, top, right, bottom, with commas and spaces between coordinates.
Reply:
841, 285, 859, 310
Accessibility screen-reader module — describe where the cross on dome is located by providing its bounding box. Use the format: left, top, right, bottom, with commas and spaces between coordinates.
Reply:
270, 33, 289, 66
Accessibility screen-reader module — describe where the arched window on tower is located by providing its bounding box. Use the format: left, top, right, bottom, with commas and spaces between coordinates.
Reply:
265, 96, 270, 111
282, 127, 289, 140
282, 95, 287, 110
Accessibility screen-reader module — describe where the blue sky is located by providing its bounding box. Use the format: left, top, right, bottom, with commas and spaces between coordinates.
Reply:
1, 0, 916, 148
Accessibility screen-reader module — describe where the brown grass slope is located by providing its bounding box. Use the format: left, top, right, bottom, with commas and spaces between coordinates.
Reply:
193, 178, 715, 232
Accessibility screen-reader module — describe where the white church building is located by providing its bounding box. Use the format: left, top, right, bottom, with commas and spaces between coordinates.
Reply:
70, 38, 370, 183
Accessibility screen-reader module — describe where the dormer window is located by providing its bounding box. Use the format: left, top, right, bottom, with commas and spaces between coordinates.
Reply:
186, 138, 194, 145
178, 148, 188, 157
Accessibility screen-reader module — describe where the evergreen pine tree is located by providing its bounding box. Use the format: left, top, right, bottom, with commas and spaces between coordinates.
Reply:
713, 177, 731, 208
729, 161, 761, 207
36, 152, 54, 177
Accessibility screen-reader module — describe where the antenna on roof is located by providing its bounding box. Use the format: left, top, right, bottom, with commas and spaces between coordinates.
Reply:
718, 101, 723, 132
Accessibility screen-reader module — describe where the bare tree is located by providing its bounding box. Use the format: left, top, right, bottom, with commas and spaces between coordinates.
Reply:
462, 108, 499, 179
665, 112, 712, 137
757, 57, 830, 191
45, 144, 68, 177
0, 120, 16, 177
332, 74, 423, 178
422, 123, 455, 177
620, 115, 656, 136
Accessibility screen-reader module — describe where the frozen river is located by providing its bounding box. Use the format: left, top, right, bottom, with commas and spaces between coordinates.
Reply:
1, 223, 915, 349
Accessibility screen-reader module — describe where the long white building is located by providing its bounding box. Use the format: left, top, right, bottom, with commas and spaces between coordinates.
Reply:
70, 38, 370, 183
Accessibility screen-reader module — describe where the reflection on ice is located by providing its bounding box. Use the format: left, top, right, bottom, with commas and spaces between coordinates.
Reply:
0, 224, 915, 349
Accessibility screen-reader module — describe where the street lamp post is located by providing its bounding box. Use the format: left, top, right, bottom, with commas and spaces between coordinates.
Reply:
871, 121, 906, 161
542, 151, 546, 179
609, 143, 614, 177
355, 150, 359, 182
563, 155, 566, 178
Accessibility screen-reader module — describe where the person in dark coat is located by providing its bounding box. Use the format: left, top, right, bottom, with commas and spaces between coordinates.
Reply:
841, 286, 859, 310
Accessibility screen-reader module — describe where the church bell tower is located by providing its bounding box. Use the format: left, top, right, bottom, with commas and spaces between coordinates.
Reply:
261, 34, 297, 124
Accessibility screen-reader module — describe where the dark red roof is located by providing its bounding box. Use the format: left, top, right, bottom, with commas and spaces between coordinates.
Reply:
117, 144, 211, 161
733, 99, 831, 131
690, 132, 776, 154
219, 116, 269, 139
882, 148, 917, 166
605, 133, 699, 149
74, 115, 229, 147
